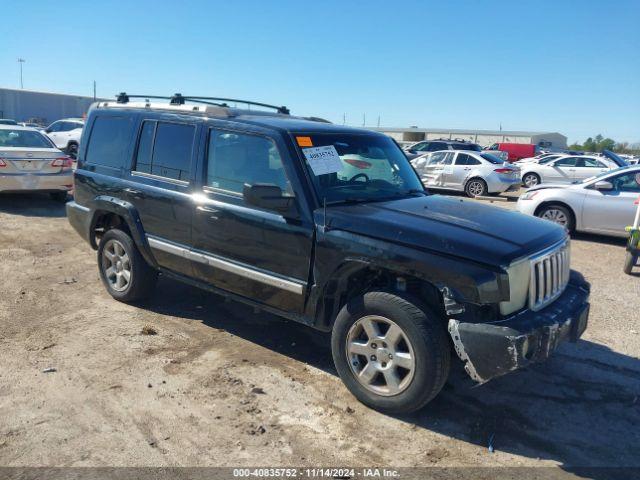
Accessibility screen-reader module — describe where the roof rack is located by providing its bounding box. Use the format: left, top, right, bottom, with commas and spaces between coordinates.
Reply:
115, 92, 290, 115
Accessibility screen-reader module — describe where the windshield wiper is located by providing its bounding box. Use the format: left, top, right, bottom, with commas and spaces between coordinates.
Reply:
325, 197, 372, 205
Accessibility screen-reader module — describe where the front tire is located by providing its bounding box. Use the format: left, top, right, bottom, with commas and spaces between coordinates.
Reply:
97, 228, 158, 302
536, 204, 575, 231
331, 291, 450, 414
624, 252, 637, 275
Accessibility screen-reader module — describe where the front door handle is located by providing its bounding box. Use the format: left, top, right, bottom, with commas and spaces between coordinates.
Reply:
124, 187, 145, 199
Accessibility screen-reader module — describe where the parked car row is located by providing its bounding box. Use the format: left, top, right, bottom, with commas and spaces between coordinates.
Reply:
0, 125, 74, 201
411, 150, 519, 197
519, 151, 624, 187
518, 165, 640, 238
0, 118, 84, 157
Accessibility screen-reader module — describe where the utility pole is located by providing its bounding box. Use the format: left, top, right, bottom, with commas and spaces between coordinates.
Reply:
93, 81, 96, 101
343, 113, 346, 125
362, 113, 366, 127
18, 58, 25, 89
377, 116, 380, 128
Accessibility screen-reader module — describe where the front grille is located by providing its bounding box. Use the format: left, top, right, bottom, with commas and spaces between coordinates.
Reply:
529, 241, 570, 311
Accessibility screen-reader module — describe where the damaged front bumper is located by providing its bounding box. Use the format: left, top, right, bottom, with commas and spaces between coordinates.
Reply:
448, 271, 590, 383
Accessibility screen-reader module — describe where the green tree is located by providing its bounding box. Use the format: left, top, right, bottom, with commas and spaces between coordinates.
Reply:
583, 137, 595, 151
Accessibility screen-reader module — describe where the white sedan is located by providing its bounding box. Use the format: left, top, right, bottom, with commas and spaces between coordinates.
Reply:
517, 165, 640, 237
412, 150, 520, 197
520, 153, 619, 188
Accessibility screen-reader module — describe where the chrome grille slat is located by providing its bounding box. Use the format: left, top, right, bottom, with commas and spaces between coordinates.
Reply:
529, 241, 570, 311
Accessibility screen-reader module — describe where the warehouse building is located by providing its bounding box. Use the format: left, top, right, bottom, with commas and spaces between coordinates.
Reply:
0, 88, 107, 125
372, 127, 567, 150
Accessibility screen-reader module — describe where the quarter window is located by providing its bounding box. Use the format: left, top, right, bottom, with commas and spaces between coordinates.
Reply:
133, 121, 195, 181
85, 116, 133, 169
206, 130, 291, 195
581, 158, 606, 168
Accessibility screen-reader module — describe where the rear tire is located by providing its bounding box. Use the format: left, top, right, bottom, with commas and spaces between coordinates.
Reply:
97, 228, 158, 302
331, 291, 450, 414
624, 252, 637, 275
66, 142, 79, 159
465, 178, 488, 197
523, 172, 541, 187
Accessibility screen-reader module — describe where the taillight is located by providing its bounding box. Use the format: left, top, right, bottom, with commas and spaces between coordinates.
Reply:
494, 168, 514, 174
51, 157, 73, 168
344, 158, 372, 169
0, 158, 6, 167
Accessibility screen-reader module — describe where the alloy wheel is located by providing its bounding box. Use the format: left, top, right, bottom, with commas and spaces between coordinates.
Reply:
524, 174, 539, 187
345, 315, 416, 396
541, 208, 568, 226
102, 239, 132, 292
467, 180, 485, 197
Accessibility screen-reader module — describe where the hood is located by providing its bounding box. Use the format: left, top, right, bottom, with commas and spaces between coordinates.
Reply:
602, 149, 628, 167
325, 195, 566, 267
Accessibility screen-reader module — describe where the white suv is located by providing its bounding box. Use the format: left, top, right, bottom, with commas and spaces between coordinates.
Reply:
43, 118, 84, 157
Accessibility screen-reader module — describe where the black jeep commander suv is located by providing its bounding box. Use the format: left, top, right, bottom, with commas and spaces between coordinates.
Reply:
67, 93, 590, 413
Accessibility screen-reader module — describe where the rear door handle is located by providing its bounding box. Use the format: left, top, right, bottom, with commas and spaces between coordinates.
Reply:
196, 205, 220, 220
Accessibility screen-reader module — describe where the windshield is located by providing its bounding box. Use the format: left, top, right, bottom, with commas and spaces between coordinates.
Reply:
480, 153, 504, 164
294, 133, 424, 204
452, 143, 481, 151
0, 129, 53, 148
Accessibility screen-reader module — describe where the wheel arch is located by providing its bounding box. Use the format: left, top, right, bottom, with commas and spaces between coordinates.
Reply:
534, 200, 577, 231
464, 176, 488, 196
311, 261, 449, 332
88, 196, 158, 268
522, 170, 541, 186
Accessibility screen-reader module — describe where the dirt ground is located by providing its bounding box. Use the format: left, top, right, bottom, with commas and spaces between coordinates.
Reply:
0, 192, 639, 474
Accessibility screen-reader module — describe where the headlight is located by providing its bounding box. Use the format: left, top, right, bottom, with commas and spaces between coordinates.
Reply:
499, 259, 531, 316
520, 190, 540, 201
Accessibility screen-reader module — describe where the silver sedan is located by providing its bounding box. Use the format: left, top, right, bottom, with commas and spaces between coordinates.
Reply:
0, 125, 73, 201
517, 165, 640, 237
411, 150, 520, 197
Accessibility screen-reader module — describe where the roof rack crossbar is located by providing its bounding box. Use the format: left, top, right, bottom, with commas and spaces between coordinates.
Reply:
114, 93, 289, 114
182, 96, 290, 115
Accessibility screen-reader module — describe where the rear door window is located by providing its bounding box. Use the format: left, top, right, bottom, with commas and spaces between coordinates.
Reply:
85, 116, 134, 169
456, 153, 481, 165
133, 121, 195, 181
555, 157, 578, 167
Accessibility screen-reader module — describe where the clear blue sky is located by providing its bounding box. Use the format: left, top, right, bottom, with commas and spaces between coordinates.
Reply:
2, 0, 639, 144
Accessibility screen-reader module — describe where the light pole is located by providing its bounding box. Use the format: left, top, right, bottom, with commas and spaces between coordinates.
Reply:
18, 58, 25, 89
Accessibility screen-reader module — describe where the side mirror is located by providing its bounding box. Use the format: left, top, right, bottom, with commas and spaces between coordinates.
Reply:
594, 180, 614, 191
243, 184, 297, 216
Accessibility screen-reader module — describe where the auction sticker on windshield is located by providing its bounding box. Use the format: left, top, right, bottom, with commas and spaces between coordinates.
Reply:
303, 145, 343, 176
